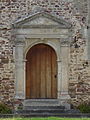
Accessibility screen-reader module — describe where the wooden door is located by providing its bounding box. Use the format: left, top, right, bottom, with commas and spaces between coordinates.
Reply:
26, 44, 57, 99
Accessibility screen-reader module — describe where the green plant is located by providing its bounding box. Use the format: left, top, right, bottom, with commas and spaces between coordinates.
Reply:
77, 103, 90, 113
0, 103, 12, 114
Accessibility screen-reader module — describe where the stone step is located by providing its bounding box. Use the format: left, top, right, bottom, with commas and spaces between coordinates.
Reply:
24, 105, 65, 110
24, 99, 60, 106
14, 113, 90, 118
19, 99, 66, 117
24, 99, 59, 103
16, 109, 65, 114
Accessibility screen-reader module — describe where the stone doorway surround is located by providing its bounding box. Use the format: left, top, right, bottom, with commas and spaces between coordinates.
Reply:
12, 12, 72, 109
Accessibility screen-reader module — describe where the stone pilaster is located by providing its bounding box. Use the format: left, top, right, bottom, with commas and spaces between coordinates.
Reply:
59, 39, 70, 109
15, 40, 25, 99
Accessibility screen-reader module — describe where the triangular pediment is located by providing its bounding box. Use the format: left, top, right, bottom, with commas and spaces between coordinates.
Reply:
13, 12, 72, 29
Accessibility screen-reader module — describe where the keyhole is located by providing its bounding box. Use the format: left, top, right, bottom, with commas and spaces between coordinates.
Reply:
54, 75, 57, 78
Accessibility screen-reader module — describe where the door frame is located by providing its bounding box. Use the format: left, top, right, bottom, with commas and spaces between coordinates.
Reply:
13, 12, 72, 109
14, 39, 70, 102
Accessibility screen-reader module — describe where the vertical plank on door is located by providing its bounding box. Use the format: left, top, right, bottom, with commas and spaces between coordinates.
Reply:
36, 46, 41, 98
29, 51, 33, 98
41, 45, 46, 98
51, 50, 57, 98
30, 48, 36, 98
46, 47, 52, 98
26, 49, 33, 98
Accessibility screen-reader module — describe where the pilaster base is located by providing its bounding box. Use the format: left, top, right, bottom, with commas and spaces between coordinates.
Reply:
59, 92, 71, 109
15, 92, 25, 99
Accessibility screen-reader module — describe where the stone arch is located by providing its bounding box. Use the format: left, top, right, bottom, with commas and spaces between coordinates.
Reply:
24, 40, 60, 61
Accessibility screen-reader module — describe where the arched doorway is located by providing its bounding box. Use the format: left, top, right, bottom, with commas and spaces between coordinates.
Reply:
26, 44, 57, 99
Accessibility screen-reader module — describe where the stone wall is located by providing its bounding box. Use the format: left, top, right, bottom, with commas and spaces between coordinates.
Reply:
0, 0, 90, 107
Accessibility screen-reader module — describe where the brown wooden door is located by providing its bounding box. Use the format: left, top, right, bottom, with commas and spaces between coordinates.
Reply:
26, 44, 57, 99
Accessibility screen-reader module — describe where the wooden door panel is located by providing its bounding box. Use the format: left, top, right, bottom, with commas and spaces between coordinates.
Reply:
51, 50, 57, 98
46, 47, 52, 98
41, 48, 46, 98
36, 48, 41, 98
26, 44, 57, 99
31, 49, 36, 98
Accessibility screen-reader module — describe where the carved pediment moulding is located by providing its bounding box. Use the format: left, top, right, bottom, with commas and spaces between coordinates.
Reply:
12, 12, 72, 47
12, 12, 72, 29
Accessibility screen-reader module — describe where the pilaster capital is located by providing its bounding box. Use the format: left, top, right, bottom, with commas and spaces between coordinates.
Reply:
13, 35, 26, 46
60, 38, 70, 47
15, 40, 25, 46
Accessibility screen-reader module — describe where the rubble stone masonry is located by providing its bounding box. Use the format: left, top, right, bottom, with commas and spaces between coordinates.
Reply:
0, 0, 90, 108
